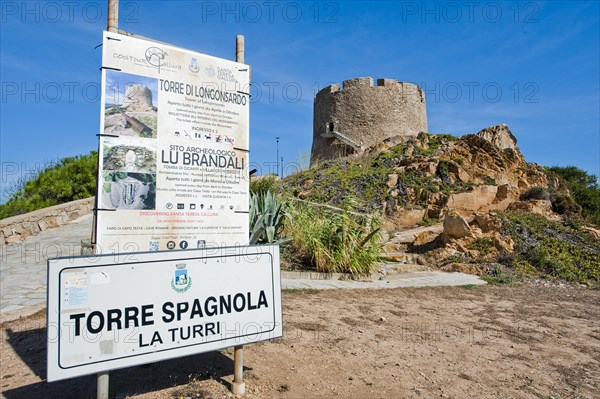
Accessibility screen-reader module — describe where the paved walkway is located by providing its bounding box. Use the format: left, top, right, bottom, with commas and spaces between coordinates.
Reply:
282, 271, 485, 289
0, 214, 485, 322
1, 214, 94, 321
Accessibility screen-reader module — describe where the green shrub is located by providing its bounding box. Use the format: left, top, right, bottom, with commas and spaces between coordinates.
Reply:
551, 193, 581, 217
520, 186, 550, 201
546, 166, 600, 226
481, 265, 513, 285
286, 199, 383, 275
0, 151, 98, 219
483, 176, 496, 185
467, 238, 494, 255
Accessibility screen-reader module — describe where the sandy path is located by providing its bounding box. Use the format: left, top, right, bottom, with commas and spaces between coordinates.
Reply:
1, 284, 599, 399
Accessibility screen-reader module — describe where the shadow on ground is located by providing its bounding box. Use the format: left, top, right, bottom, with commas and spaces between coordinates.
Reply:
3, 326, 238, 399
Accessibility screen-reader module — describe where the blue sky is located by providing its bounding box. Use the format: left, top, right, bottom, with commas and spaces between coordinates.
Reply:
1, 1, 599, 201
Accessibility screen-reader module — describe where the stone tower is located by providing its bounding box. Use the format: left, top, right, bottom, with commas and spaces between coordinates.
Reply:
123, 84, 154, 112
311, 77, 427, 164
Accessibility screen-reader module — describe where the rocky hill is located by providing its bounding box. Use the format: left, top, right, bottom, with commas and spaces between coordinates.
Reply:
282, 124, 600, 284
287, 124, 551, 218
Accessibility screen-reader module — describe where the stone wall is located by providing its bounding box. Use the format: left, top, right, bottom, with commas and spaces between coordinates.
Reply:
311, 77, 427, 164
0, 197, 94, 246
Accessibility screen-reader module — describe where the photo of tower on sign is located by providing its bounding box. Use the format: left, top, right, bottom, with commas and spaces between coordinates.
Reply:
104, 71, 158, 138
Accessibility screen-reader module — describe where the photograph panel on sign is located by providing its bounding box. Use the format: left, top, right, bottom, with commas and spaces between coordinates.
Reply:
101, 171, 156, 210
104, 71, 159, 139
102, 136, 157, 174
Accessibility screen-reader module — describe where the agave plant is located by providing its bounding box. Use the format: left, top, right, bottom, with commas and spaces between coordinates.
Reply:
249, 191, 292, 245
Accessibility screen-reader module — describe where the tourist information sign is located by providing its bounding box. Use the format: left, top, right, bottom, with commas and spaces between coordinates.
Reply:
47, 245, 282, 381
95, 31, 250, 253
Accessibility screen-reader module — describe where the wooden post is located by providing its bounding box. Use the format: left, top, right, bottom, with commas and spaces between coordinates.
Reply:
107, 0, 119, 33
230, 34, 247, 397
96, 1, 119, 398
236, 35, 244, 64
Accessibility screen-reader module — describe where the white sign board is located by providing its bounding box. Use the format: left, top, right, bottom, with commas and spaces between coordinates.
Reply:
96, 31, 250, 253
47, 245, 282, 382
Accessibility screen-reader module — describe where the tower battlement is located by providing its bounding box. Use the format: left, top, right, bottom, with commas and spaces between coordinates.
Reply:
311, 77, 427, 164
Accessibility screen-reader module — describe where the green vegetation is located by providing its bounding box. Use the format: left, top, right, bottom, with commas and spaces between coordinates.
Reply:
250, 175, 277, 195
416, 133, 458, 157
520, 186, 550, 201
0, 151, 98, 219
546, 166, 600, 226
480, 265, 514, 285
499, 211, 600, 284
418, 217, 441, 226
283, 157, 391, 211
483, 176, 497, 185
467, 238, 494, 255
284, 198, 383, 275
283, 138, 467, 211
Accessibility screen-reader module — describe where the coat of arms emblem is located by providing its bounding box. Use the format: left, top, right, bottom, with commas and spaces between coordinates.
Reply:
189, 58, 199, 73
171, 263, 192, 293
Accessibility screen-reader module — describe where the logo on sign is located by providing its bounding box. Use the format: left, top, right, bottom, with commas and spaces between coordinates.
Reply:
217, 67, 237, 82
205, 65, 215, 77
172, 263, 192, 293
189, 58, 199, 73
145, 47, 167, 68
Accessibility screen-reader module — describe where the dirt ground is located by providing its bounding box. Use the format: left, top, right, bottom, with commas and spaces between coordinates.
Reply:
1, 284, 599, 399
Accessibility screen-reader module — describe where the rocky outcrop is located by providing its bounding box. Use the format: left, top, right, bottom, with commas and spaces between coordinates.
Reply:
476, 124, 519, 152
388, 208, 426, 227
441, 211, 472, 243
446, 185, 498, 216
286, 123, 563, 230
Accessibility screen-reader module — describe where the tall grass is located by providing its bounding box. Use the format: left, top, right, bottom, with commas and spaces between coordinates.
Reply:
250, 175, 277, 195
285, 198, 383, 275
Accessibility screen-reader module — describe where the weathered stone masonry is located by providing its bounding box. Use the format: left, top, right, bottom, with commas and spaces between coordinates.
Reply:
311, 77, 427, 164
